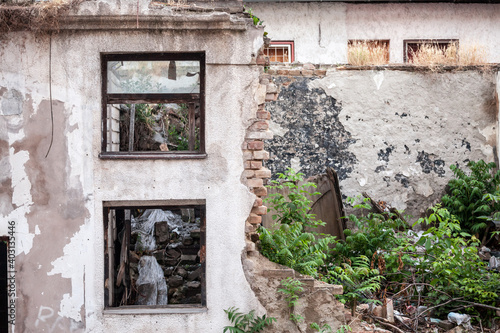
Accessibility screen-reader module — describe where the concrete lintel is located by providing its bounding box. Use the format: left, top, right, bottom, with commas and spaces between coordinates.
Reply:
56, 14, 249, 31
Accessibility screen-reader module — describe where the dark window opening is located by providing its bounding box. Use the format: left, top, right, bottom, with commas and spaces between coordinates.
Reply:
0, 237, 8, 331
100, 53, 205, 159
103, 202, 206, 309
404, 39, 459, 63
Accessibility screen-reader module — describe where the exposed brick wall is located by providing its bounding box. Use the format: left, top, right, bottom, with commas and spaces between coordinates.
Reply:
242, 49, 279, 251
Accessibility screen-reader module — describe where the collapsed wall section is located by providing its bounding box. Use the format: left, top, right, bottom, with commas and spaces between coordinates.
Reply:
264, 66, 498, 219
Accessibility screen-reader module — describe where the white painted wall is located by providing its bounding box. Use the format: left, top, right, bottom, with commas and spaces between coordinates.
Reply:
247, 2, 500, 64
0, 1, 266, 332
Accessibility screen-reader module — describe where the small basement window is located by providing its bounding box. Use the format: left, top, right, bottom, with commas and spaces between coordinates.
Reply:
404, 39, 458, 63
100, 53, 205, 159
264, 41, 294, 63
103, 201, 206, 313
348, 40, 390, 65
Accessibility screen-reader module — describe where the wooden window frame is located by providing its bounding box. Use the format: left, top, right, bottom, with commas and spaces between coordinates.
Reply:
264, 41, 295, 64
100, 52, 206, 160
103, 200, 207, 314
403, 39, 459, 63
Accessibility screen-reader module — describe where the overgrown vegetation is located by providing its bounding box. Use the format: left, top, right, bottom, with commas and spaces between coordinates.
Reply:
0, 0, 82, 35
410, 42, 487, 67
347, 41, 389, 66
257, 162, 500, 329
223, 307, 276, 333
259, 169, 336, 277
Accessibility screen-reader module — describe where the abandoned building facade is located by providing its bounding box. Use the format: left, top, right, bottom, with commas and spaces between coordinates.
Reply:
1, 0, 500, 332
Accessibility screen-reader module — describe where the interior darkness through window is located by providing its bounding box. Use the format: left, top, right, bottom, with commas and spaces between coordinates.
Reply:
104, 205, 206, 308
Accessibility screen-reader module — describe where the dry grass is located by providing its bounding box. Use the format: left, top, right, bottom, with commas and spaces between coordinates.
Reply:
347, 41, 389, 66
410, 42, 488, 67
0, 0, 82, 35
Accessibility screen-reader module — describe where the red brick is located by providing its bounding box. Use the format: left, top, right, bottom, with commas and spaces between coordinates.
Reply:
255, 168, 272, 179
243, 170, 255, 178
242, 150, 253, 160
256, 111, 271, 120
288, 69, 301, 76
247, 140, 264, 150
314, 69, 327, 76
246, 160, 262, 170
301, 69, 314, 76
250, 121, 269, 131
247, 178, 264, 188
252, 187, 267, 196
252, 205, 268, 215
247, 213, 262, 225
277, 69, 288, 75
241, 141, 248, 150
253, 197, 263, 207
256, 55, 267, 65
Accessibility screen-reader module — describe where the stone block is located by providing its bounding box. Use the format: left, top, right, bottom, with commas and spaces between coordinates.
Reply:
255, 84, 267, 105
137, 283, 157, 305
314, 69, 327, 76
303, 63, 316, 70
246, 241, 256, 252
242, 150, 253, 160
288, 69, 301, 76
154, 221, 170, 245
267, 83, 278, 93
301, 69, 314, 76
262, 269, 295, 278
168, 275, 184, 288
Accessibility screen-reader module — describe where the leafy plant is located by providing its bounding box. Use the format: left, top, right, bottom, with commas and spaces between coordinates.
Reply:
310, 322, 333, 333
223, 307, 276, 333
387, 205, 500, 321
441, 160, 500, 237
244, 7, 264, 26
326, 255, 384, 315
259, 169, 336, 277
333, 196, 408, 265
278, 278, 304, 323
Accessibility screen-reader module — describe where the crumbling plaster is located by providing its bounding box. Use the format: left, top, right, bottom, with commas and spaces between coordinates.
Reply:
265, 69, 498, 219
247, 2, 500, 64
0, 0, 267, 332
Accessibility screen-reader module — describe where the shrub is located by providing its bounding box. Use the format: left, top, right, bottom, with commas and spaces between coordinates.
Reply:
441, 160, 500, 237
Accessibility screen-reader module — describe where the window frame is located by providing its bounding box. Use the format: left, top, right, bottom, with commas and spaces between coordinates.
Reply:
264, 41, 295, 64
102, 200, 207, 314
100, 52, 206, 160
403, 39, 459, 63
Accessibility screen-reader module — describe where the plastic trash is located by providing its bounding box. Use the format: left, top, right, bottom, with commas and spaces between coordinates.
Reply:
448, 312, 472, 329
136, 256, 168, 305
490, 256, 500, 269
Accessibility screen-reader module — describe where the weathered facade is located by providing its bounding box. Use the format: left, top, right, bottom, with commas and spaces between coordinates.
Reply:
0, 0, 274, 331
244, 1, 500, 64
262, 67, 500, 219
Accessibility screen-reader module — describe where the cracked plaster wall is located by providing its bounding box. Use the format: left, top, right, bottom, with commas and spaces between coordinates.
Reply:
265, 70, 498, 219
247, 2, 500, 64
0, 0, 266, 332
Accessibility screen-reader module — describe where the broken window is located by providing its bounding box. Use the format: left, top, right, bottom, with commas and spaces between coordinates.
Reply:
103, 201, 206, 311
404, 39, 458, 63
100, 53, 205, 159
264, 41, 294, 63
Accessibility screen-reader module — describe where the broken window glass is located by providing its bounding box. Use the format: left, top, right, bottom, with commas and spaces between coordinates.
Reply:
104, 203, 206, 308
101, 53, 205, 158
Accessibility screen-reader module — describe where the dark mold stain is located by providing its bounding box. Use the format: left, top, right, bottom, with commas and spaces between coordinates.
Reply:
461, 138, 471, 151
416, 151, 445, 177
375, 165, 386, 173
266, 77, 357, 180
377, 146, 394, 163
395, 173, 410, 188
